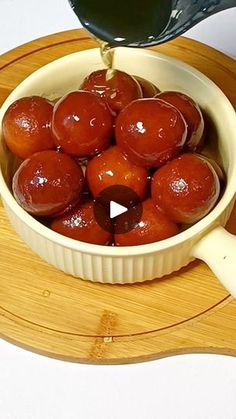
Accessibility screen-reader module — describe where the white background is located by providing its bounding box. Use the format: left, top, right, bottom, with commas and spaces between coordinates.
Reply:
1, 1, 236, 418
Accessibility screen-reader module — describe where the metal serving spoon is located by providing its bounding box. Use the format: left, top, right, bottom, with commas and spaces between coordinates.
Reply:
69, 0, 236, 47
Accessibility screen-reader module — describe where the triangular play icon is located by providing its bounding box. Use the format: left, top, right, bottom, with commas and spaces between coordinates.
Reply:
110, 201, 128, 219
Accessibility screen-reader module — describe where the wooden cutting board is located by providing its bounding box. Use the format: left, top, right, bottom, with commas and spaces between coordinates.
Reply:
1, 29, 236, 364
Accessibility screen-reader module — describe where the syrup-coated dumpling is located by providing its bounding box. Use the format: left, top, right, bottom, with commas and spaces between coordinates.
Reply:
115, 199, 179, 246
116, 98, 187, 168
86, 145, 149, 199
156, 91, 204, 151
81, 69, 143, 114
13, 150, 84, 217
2, 96, 54, 159
51, 200, 112, 245
151, 153, 220, 224
52, 91, 113, 157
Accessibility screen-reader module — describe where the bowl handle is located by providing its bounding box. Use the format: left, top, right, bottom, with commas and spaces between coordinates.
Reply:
192, 226, 236, 297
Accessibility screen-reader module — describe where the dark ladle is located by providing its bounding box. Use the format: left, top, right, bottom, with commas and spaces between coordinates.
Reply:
69, 0, 236, 47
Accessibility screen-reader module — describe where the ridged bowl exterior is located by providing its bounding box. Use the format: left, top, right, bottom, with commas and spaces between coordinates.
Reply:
2, 199, 234, 284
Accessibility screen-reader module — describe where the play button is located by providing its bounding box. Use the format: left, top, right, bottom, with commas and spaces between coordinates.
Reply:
110, 201, 128, 219
93, 185, 143, 234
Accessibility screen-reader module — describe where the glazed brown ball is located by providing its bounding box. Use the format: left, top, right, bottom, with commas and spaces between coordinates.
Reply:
52, 91, 113, 157
51, 200, 112, 245
115, 199, 179, 246
156, 91, 204, 151
86, 146, 149, 199
151, 153, 220, 224
134, 76, 160, 98
2, 96, 54, 159
13, 150, 84, 217
115, 98, 187, 168
81, 69, 142, 114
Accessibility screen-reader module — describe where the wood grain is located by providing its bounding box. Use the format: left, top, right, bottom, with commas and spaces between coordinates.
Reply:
0, 29, 236, 364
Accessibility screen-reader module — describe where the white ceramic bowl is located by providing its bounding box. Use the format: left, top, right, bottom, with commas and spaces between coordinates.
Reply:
1, 47, 236, 294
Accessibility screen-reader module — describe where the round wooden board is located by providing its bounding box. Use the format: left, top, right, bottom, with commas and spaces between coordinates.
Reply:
1, 29, 236, 364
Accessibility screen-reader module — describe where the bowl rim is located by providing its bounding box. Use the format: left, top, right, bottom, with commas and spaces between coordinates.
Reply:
0, 47, 236, 257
